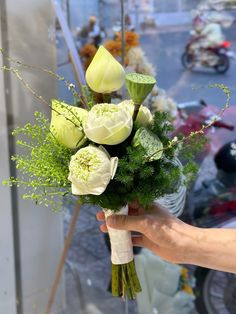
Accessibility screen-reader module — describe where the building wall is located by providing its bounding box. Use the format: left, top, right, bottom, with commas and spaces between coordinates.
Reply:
0, 1, 65, 313
0, 2, 17, 313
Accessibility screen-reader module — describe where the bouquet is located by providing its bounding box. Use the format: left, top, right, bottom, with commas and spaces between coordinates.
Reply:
3, 46, 208, 299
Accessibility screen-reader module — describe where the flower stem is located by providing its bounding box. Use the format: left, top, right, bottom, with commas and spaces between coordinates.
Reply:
94, 92, 104, 104
111, 261, 141, 299
132, 103, 141, 121
102, 93, 111, 104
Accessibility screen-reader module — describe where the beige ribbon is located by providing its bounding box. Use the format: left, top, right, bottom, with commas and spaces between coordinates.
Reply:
104, 205, 133, 265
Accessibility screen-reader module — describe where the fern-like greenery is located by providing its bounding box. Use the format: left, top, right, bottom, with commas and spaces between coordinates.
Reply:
3, 111, 202, 211
81, 111, 200, 210
3, 112, 73, 211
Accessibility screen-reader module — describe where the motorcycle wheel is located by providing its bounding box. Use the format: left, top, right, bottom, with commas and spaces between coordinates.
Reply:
194, 267, 236, 314
214, 53, 230, 74
181, 52, 194, 70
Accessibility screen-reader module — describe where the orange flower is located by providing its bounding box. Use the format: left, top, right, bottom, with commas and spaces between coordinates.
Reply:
84, 57, 94, 70
80, 43, 97, 58
104, 40, 122, 57
116, 31, 140, 47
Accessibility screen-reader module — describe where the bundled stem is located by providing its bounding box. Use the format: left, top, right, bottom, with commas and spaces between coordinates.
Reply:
105, 206, 141, 299
112, 261, 141, 299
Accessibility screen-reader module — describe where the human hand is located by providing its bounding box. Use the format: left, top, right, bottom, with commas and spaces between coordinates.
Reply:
96, 201, 193, 264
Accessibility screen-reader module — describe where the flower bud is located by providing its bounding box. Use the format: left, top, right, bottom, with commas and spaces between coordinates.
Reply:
118, 100, 153, 126
132, 127, 163, 161
125, 73, 156, 104
50, 99, 88, 149
86, 46, 125, 93
83, 103, 133, 145
68, 145, 118, 195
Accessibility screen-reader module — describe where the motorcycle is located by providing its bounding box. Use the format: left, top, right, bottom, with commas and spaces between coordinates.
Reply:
175, 99, 235, 161
181, 37, 233, 74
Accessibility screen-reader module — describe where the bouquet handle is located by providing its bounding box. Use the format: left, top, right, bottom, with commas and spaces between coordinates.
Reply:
104, 205, 141, 299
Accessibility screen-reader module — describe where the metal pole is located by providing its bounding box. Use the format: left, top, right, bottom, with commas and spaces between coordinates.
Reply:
66, 0, 71, 29
177, 0, 182, 12
98, 0, 104, 30
135, 0, 139, 32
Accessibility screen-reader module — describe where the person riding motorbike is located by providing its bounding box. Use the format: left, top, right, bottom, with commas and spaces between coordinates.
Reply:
190, 16, 225, 53
87, 16, 103, 48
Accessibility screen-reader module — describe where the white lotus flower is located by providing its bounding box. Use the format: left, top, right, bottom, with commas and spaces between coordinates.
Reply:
68, 145, 118, 195
83, 103, 133, 145
50, 99, 88, 149
118, 100, 153, 126
85, 46, 125, 93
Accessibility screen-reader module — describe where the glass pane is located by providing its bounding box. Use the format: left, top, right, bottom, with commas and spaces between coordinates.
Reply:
1, 1, 236, 314
181, 0, 200, 11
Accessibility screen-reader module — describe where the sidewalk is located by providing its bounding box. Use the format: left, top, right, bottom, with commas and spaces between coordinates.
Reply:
130, 11, 191, 34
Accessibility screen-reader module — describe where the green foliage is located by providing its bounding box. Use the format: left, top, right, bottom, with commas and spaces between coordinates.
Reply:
75, 85, 95, 109
3, 112, 73, 211
80, 112, 190, 210
178, 133, 207, 185
150, 111, 176, 158
4, 110, 200, 212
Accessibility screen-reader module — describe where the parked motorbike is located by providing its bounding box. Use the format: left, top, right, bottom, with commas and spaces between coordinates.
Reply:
181, 37, 234, 73
175, 99, 235, 161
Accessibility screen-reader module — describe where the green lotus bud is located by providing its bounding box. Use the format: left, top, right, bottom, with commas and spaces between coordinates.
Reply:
125, 73, 156, 104
50, 99, 88, 149
132, 127, 163, 161
86, 46, 125, 93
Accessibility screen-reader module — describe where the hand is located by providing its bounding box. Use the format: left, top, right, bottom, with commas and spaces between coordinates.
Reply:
96, 201, 192, 264
97, 202, 236, 273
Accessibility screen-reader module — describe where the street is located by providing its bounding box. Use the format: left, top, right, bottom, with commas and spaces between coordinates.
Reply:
141, 27, 236, 107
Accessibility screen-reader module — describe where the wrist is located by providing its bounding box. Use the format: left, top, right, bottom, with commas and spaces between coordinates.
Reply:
173, 221, 203, 264
172, 221, 236, 272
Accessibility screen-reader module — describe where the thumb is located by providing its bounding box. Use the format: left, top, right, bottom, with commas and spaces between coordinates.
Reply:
106, 214, 146, 233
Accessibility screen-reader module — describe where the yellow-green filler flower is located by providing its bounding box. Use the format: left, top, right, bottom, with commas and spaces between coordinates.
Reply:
86, 46, 125, 93
50, 99, 88, 149
68, 146, 118, 195
118, 100, 153, 126
83, 103, 133, 145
